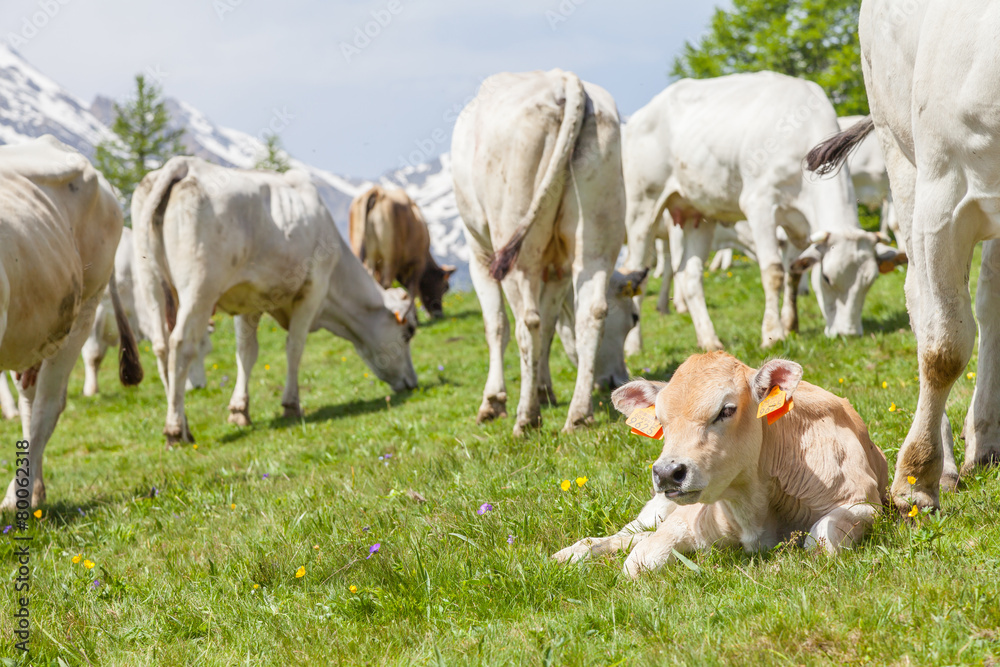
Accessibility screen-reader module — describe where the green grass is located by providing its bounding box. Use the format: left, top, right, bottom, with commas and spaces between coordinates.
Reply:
2, 255, 998, 666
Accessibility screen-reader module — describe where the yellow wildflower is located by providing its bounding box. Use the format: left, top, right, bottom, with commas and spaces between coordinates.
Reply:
908, 505, 919, 518
882, 381, 888, 389
349, 585, 358, 594
253, 584, 259, 589
230, 503, 236, 510
192, 444, 198, 450
576, 476, 588, 488
889, 403, 897, 412
364, 373, 369, 378
33, 509, 42, 518
907, 476, 916, 485
560, 479, 571, 492
726, 271, 733, 278
341, 357, 346, 362
212, 364, 218, 370
295, 566, 306, 578
968, 372, 976, 380
839, 378, 844, 384
72, 554, 82, 564
313, 545, 320, 550
264, 364, 270, 371
84, 560, 95, 569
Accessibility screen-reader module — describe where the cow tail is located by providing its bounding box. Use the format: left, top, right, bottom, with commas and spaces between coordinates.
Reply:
349, 186, 379, 261
109, 272, 143, 386
489, 71, 587, 281
805, 116, 875, 176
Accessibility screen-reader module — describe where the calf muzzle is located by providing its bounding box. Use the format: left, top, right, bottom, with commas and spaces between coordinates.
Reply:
652, 461, 688, 493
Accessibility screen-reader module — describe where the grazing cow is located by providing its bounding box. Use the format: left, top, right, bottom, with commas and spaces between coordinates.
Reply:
553, 351, 888, 576
348, 185, 456, 318
0, 372, 17, 420
452, 69, 626, 434
0, 136, 142, 510
554, 269, 647, 391
131, 157, 418, 445
81, 227, 214, 397
806, 0, 1000, 512
622, 72, 904, 354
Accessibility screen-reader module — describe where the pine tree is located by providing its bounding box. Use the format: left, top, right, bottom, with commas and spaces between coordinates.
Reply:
671, 0, 867, 116
94, 74, 185, 222
254, 133, 291, 173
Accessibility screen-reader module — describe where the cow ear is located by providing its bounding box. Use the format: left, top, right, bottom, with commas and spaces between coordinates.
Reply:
750, 359, 803, 403
875, 242, 907, 274
611, 379, 667, 418
441, 264, 457, 278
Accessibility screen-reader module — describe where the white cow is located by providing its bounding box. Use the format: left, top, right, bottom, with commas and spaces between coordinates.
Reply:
622, 72, 903, 354
452, 69, 626, 435
0, 136, 142, 510
81, 227, 213, 397
131, 158, 418, 445
554, 269, 647, 391
807, 0, 1000, 512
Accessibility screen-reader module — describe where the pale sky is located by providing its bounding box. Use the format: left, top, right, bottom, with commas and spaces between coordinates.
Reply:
1, 1, 725, 177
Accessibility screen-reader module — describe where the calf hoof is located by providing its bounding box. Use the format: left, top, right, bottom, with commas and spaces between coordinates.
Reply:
538, 386, 558, 407
476, 395, 507, 424
552, 539, 597, 564
228, 408, 252, 427
282, 404, 303, 419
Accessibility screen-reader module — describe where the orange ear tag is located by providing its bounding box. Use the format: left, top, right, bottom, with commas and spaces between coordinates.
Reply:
626, 405, 663, 439
756, 386, 794, 425
394, 310, 404, 324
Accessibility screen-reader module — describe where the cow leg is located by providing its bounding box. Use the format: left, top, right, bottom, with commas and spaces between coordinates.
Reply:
805, 503, 877, 553
623, 215, 658, 358
677, 219, 723, 351
536, 280, 566, 408
553, 493, 675, 563
469, 255, 509, 423
280, 287, 327, 419
962, 239, 1000, 472
781, 240, 804, 334
890, 189, 978, 512
564, 265, 611, 432
624, 294, 644, 357
185, 328, 212, 391
670, 224, 688, 315
939, 414, 959, 492
165, 299, 214, 445
80, 329, 108, 397
1, 295, 99, 510
745, 203, 785, 347
0, 371, 18, 420
656, 238, 674, 315
504, 273, 544, 436
228, 313, 261, 427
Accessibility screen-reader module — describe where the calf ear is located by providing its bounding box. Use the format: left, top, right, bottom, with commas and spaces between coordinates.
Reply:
611, 379, 667, 417
750, 359, 803, 403
875, 243, 907, 274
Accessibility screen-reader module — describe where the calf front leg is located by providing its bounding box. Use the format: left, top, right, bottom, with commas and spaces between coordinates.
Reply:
228, 313, 261, 427
805, 502, 877, 553
553, 493, 676, 564
623, 503, 732, 578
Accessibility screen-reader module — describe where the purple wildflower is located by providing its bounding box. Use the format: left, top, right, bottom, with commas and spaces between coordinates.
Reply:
384, 453, 392, 459
77, 508, 85, 516
367, 543, 380, 559
643, 367, 652, 374
262, 473, 270, 479
2, 525, 10, 534
507, 535, 515, 545
437, 365, 444, 371
362, 526, 370, 532
477, 503, 493, 515
150, 486, 159, 498
92, 579, 101, 589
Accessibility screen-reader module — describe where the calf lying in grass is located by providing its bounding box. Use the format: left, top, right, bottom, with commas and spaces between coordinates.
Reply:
554, 351, 888, 577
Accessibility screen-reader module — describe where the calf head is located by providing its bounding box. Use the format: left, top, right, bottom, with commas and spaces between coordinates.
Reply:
418, 262, 456, 319
612, 352, 803, 505
359, 287, 419, 391
594, 268, 647, 389
792, 230, 906, 337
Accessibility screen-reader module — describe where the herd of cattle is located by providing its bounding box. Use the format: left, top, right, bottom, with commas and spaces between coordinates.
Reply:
1, 0, 997, 574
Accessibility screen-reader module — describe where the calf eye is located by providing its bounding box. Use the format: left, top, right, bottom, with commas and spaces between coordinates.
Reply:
714, 404, 737, 423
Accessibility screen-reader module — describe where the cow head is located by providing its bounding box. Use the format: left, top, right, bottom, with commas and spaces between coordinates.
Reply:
594, 268, 647, 389
790, 230, 906, 337
612, 352, 802, 505
357, 287, 419, 392
418, 262, 456, 319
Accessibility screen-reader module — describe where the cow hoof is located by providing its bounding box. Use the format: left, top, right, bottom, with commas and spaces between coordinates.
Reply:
891, 484, 939, 517
702, 338, 725, 352
960, 450, 1000, 476
940, 471, 960, 493
228, 409, 252, 427
165, 430, 195, 448
656, 302, 671, 315
538, 387, 558, 407
476, 396, 508, 424
562, 414, 594, 434
512, 415, 541, 437
282, 404, 303, 419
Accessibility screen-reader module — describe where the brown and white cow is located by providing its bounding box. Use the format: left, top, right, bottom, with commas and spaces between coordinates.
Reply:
553, 351, 887, 576
349, 185, 456, 318
0, 136, 142, 510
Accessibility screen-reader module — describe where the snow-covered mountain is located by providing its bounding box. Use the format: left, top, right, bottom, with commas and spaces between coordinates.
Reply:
0, 45, 470, 286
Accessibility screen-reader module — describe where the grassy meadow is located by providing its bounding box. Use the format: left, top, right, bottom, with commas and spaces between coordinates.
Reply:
1, 251, 998, 666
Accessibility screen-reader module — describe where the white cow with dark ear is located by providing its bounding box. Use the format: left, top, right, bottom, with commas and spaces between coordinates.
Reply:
554, 351, 887, 577
806, 0, 1000, 513
622, 72, 900, 355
